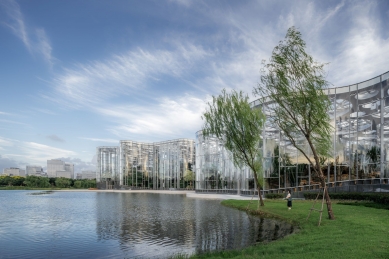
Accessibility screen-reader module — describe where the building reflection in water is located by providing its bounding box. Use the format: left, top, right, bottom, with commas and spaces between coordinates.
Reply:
95, 193, 294, 258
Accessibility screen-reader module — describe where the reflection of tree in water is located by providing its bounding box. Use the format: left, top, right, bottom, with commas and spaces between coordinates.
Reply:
248, 215, 295, 244
95, 193, 296, 258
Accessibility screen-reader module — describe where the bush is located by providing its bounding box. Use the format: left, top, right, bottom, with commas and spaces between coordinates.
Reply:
303, 192, 389, 205
266, 193, 284, 199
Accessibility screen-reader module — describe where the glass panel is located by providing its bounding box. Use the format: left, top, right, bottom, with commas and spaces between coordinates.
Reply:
381, 72, 389, 82
358, 76, 381, 90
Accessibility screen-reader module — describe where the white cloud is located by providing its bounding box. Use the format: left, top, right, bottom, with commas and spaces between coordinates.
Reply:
1, 0, 54, 66
0, 137, 14, 147
96, 95, 208, 140
80, 137, 119, 144
51, 43, 211, 108
42, 0, 389, 143
0, 111, 12, 115
2, 141, 76, 166
327, 1, 389, 86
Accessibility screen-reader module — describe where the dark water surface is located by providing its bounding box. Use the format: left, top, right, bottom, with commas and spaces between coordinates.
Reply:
0, 191, 295, 258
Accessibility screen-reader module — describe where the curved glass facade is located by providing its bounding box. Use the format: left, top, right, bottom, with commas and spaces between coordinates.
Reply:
196, 71, 389, 193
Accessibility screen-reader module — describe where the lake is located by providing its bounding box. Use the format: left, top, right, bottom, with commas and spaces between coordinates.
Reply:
0, 191, 295, 258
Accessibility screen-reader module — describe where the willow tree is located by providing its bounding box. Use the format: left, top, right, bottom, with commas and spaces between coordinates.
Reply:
202, 89, 266, 207
254, 27, 335, 219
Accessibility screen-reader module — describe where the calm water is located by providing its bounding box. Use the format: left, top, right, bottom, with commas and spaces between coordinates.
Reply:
0, 191, 295, 259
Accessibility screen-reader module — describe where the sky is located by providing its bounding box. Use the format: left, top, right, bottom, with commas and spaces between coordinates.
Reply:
1, 0, 389, 174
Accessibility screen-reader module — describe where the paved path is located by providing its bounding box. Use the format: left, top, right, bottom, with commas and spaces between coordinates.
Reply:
186, 193, 255, 200
54, 189, 256, 200
55, 189, 195, 194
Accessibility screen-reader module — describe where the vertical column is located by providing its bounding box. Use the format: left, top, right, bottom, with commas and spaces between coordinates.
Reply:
380, 75, 384, 180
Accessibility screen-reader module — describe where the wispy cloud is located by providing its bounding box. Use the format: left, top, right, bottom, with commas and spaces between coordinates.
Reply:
327, 1, 389, 85
0, 111, 12, 115
0, 119, 29, 126
16, 142, 76, 164
47, 135, 65, 142
96, 95, 207, 141
1, 0, 54, 66
80, 137, 118, 143
33, 108, 56, 115
51, 43, 210, 108
0, 137, 14, 147
42, 0, 389, 144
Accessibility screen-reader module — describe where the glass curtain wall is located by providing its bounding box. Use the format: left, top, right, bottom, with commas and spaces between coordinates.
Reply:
154, 139, 195, 189
195, 131, 254, 192
120, 141, 155, 189
96, 146, 120, 189
120, 139, 195, 189
195, 71, 389, 192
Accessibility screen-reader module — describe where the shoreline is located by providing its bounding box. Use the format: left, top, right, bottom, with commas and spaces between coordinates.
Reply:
1, 188, 255, 200
53, 189, 255, 199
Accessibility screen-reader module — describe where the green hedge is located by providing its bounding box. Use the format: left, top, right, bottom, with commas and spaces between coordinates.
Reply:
265, 193, 284, 199
303, 192, 389, 205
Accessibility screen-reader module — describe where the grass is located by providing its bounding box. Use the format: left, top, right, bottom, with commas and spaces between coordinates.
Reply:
172, 199, 389, 259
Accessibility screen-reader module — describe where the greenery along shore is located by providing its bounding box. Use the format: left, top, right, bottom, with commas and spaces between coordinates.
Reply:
0, 175, 96, 189
179, 199, 389, 259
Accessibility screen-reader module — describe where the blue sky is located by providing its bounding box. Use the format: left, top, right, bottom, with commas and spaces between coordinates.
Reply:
1, 0, 389, 173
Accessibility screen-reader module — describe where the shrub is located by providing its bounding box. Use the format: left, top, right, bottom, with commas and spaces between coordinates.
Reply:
266, 193, 284, 199
303, 192, 389, 205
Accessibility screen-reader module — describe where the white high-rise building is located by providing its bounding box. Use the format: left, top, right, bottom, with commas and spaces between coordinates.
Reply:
2, 168, 25, 177
47, 159, 74, 178
26, 166, 46, 177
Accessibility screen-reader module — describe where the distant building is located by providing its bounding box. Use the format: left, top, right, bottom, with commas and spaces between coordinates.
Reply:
26, 166, 47, 177
77, 171, 96, 180
47, 159, 74, 178
2, 167, 26, 177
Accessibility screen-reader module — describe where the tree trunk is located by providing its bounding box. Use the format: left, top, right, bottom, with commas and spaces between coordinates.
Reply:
253, 171, 264, 207
319, 171, 335, 220
307, 138, 335, 220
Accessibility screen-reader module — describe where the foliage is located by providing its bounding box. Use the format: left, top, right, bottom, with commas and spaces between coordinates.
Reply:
303, 192, 389, 205
254, 27, 334, 219
184, 169, 196, 189
366, 146, 380, 173
0, 175, 25, 186
265, 193, 284, 199
24, 175, 50, 188
0, 175, 96, 189
255, 27, 332, 159
72, 179, 96, 188
202, 89, 266, 206
183, 170, 195, 182
55, 177, 71, 188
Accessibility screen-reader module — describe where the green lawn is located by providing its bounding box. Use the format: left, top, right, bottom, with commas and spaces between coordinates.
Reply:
180, 199, 389, 259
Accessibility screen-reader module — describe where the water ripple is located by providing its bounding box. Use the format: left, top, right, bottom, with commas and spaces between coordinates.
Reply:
0, 191, 295, 259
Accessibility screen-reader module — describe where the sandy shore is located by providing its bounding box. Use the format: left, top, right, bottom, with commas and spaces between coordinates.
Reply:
52, 189, 255, 200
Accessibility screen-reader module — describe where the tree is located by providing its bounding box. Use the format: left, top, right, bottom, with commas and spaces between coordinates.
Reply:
254, 27, 335, 219
55, 177, 71, 188
183, 169, 195, 189
24, 175, 50, 188
202, 89, 266, 207
73, 180, 82, 188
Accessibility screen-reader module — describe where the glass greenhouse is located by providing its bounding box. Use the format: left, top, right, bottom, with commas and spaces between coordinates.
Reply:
195, 71, 389, 194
